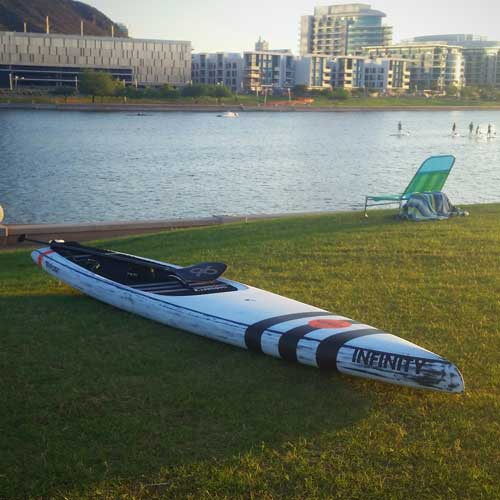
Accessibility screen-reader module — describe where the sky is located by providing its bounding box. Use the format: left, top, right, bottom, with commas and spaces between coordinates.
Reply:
89, 0, 500, 52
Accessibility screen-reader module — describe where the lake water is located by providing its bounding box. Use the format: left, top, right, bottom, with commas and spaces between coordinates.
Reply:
1, 109, 499, 224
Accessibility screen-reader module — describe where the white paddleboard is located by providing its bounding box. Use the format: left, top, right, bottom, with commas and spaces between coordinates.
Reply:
31, 245, 464, 394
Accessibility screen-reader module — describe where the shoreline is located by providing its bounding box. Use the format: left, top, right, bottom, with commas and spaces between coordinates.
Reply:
2, 102, 500, 113
0, 211, 334, 247
2, 203, 496, 248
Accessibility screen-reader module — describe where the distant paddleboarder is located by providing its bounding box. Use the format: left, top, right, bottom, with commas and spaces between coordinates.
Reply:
398, 121, 402, 134
469, 122, 474, 134
476, 125, 480, 136
488, 124, 492, 137
452, 122, 457, 134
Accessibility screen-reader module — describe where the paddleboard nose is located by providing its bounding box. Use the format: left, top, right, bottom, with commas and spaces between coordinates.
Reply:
401, 349, 465, 394
438, 361, 465, 394
340, 333, 465, 394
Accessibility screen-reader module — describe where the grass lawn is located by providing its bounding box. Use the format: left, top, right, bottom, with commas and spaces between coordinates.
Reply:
1, 93, 500, 108
309, 96, 500, 108
1, 206, 499, 499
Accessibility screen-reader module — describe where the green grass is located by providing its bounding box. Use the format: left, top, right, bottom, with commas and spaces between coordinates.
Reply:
1, 206, 500, 499
2, 93, 500, 108
309, 96, 500, 108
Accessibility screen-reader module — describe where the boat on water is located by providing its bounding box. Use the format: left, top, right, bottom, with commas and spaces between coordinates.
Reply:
25, 237, 464, 394
217, 111, 239, 118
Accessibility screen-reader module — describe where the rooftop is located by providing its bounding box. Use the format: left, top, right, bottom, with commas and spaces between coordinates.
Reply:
313, 3, 386, 18
0, 30, 190, 45
410, 34, 500, 49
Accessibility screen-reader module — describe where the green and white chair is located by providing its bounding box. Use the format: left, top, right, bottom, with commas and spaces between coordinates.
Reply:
364, 155, 456, 217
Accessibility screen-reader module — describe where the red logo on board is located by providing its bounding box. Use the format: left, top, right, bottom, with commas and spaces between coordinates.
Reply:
308, 319, 352, 329
37, 250, 55, 266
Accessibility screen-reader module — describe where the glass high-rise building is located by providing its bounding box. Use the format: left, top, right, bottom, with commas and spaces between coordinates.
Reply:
299, 3, 392, 57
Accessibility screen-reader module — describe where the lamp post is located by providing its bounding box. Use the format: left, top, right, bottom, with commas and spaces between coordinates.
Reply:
14, 76, 25, 89
9, 73, 13, 91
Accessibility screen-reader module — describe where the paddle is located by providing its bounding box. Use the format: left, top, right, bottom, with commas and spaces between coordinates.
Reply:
17, 235, 227, 283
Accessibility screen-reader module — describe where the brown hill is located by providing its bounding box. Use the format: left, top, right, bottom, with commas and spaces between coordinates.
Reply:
0, 0, 127, 37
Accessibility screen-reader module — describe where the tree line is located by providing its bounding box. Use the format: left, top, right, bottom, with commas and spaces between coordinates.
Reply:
51, 69, 500, 102
52, 70, 233, 101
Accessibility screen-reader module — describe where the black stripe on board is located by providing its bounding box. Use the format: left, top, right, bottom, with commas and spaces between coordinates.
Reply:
244, 312, 334, 353
278, 323, 367, 364
316, 329, 382, 370
278, 324, 318, 362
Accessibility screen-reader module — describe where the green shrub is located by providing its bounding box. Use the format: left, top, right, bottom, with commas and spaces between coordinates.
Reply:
181, 84, 208, 98
292, 84, 309, 97
50, 86, 75, 97
78, 70, 117, 99
160, 84, 180, 98
330, 88, 350, 100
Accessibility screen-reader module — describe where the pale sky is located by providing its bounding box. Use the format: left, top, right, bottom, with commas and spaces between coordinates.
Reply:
89, 0, 500, 52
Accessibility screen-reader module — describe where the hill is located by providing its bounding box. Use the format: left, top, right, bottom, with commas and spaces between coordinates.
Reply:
0, 0, 127, 37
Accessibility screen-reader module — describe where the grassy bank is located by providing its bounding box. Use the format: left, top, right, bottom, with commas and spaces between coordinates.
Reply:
309, 95, 500, 108
1, 206, 500, 499
2, 93, 500, 109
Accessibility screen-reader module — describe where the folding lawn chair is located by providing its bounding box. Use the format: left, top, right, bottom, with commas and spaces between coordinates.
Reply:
364, 155, 456, 217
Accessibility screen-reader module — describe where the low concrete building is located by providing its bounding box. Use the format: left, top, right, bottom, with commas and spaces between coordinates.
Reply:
191, 52, 244, 92
0, 31, 191, 88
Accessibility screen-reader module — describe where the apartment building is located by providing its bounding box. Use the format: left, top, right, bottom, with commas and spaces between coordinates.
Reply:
243, 49, 295, 92
300, 3, 392, 57
463, 46, 500, 87
0, 31, 191, 88
295, 55, 331, 90
411, 35, 500, 87
412, 34, 489, 45
330, 56, 365, 88
192, 49, 330, 93
364, 58, 409, 91
363, 43, 464, 90
191, 52, 243, 92
329, 56, 409, 92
